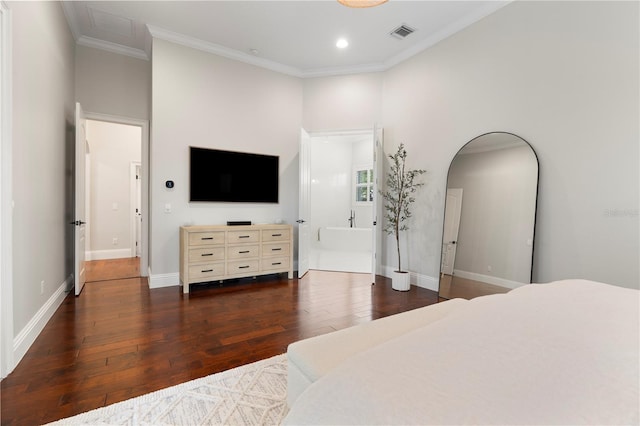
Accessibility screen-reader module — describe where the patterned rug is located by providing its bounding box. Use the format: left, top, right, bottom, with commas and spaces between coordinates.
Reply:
48, 354, 289, 426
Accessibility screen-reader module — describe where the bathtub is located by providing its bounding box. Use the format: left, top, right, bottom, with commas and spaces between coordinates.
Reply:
310, 227, 372, 273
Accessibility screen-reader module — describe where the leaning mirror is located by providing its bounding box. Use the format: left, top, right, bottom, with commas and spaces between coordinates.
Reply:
439, 132, 539, 300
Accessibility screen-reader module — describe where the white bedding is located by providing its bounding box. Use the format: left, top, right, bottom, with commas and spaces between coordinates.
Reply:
283, 280, 639, 425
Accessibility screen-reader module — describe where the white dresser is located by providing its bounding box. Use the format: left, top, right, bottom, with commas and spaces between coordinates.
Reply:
179, 224, 294, 293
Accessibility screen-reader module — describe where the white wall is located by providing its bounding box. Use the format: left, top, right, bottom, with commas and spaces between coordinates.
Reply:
9, 0, 75, 350
86, 120, 141, 258
75, 45, 150, 121
303, 73, 383, 132
150, 38, 302, 280
309, 137, 352, 245
382, 1, 639, 289
448, 144, 537, 284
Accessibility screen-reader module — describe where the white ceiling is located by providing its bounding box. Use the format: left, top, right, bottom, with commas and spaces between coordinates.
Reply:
61, 1, 509, 78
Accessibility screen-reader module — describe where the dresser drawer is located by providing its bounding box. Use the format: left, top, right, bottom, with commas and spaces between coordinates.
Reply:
189, 247, 225, 263
262, 242, 290, 257
227, 245, 260, 259
262, 229, 290, 242
227, 259, 260, 275
188, 262, 225, 280
227, 230, 260, 244
189, 231, 225, 246
261, 256, 290, 272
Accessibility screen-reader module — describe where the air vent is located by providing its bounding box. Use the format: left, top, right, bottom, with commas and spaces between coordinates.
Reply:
390, 24, 416, 40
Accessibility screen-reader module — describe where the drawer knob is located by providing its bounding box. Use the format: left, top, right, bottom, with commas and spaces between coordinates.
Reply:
239, 235, 250, 239
239, 250, 250, 254
239, 265, 250, 269
202, 269, 213, 273
272, 248, 282, 251
201, 253, 213, 257
272, 262, 282, 266
201, 237, 214, 240
272, 233, 282, 237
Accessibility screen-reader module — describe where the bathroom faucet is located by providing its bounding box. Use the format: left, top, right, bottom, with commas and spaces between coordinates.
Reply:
348, 210, 356, 228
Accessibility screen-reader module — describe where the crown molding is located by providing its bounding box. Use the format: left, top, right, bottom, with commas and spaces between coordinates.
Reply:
147, 24, 302, 77
77, 35, 149, 61
300, 62, 387, 79
65, 1, 511, 78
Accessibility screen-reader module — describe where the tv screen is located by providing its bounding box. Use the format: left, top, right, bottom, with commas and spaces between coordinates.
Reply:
190, 147, 279, 203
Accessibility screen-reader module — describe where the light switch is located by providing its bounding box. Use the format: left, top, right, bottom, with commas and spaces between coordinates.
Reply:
526, 238, 533, 246
164, 203, 172, 213
112, 202, 118, 211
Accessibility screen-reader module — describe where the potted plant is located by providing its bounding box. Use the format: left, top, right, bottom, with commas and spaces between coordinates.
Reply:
380, 143, 426, 291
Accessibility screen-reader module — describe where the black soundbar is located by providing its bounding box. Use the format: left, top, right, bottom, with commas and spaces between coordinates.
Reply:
227, 221, 252, 226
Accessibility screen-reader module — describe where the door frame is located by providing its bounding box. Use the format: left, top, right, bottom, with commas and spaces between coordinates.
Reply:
372, 125, 383, 282
85, 112, 149, 277
0, 1, 12, 379
305, 128, 377, 279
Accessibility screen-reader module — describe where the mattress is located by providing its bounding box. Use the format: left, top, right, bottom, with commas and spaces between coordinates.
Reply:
283, 280, 640, 425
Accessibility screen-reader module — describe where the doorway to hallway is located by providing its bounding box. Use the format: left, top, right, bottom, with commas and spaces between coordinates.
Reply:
84, 119, 142, 279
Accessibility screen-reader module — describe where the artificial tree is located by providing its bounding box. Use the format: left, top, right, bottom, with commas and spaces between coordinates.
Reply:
380, 143, 426, 290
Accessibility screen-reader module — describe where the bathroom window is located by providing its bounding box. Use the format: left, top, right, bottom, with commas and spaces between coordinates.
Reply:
354, 167, 374, 204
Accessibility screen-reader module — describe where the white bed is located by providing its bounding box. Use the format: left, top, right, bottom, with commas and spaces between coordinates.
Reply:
283, 280, 639, 425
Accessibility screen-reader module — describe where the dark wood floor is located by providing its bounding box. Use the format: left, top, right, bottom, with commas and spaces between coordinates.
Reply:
439, 274, 510, 300
0, 260, 438, 425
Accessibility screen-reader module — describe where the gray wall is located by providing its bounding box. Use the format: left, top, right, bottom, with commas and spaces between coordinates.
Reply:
10, 1, 75, 333
75, 45, 150, 121
382, 1, 639, 289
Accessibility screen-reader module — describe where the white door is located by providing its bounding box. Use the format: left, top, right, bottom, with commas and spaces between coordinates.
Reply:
135, 164, 142, 257
297, 129, 311, 278
371, 126, 383, 284
441, 188, 463, 276
74, 103, 87, 296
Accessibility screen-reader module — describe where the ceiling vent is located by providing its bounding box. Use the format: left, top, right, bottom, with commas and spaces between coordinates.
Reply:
390, 24, 416, 40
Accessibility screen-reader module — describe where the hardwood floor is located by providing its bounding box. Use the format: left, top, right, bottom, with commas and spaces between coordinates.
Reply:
0, 263, 438, 425
85, 257, 140, 282
438, 274, 510, 300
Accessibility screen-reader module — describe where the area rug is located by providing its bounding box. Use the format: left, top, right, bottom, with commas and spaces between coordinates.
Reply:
48, 354, 288, 426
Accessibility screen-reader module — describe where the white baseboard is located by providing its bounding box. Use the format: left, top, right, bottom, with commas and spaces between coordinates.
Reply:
381, 265, 439, 292
86, 249, 132, 261
13, 275, 71, 367
453, 269, 527, 290
412, 272, 439, 292
148, 267, 179, 289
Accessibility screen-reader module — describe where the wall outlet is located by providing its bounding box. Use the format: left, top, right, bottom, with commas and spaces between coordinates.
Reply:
40, 280, 45, 295
487, 265, 492, 272
113, 237, 118, 245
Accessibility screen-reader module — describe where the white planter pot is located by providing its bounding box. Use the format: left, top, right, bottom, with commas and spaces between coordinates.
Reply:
392, 271, 410, 291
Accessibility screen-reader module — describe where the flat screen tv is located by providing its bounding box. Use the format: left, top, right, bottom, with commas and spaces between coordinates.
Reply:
190, 147, 279, 203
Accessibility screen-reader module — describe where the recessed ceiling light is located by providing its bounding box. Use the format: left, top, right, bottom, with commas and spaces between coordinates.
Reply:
336, 38, 349, 49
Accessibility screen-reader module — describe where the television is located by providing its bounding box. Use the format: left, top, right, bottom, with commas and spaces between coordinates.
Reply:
189, 147, 279, 203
